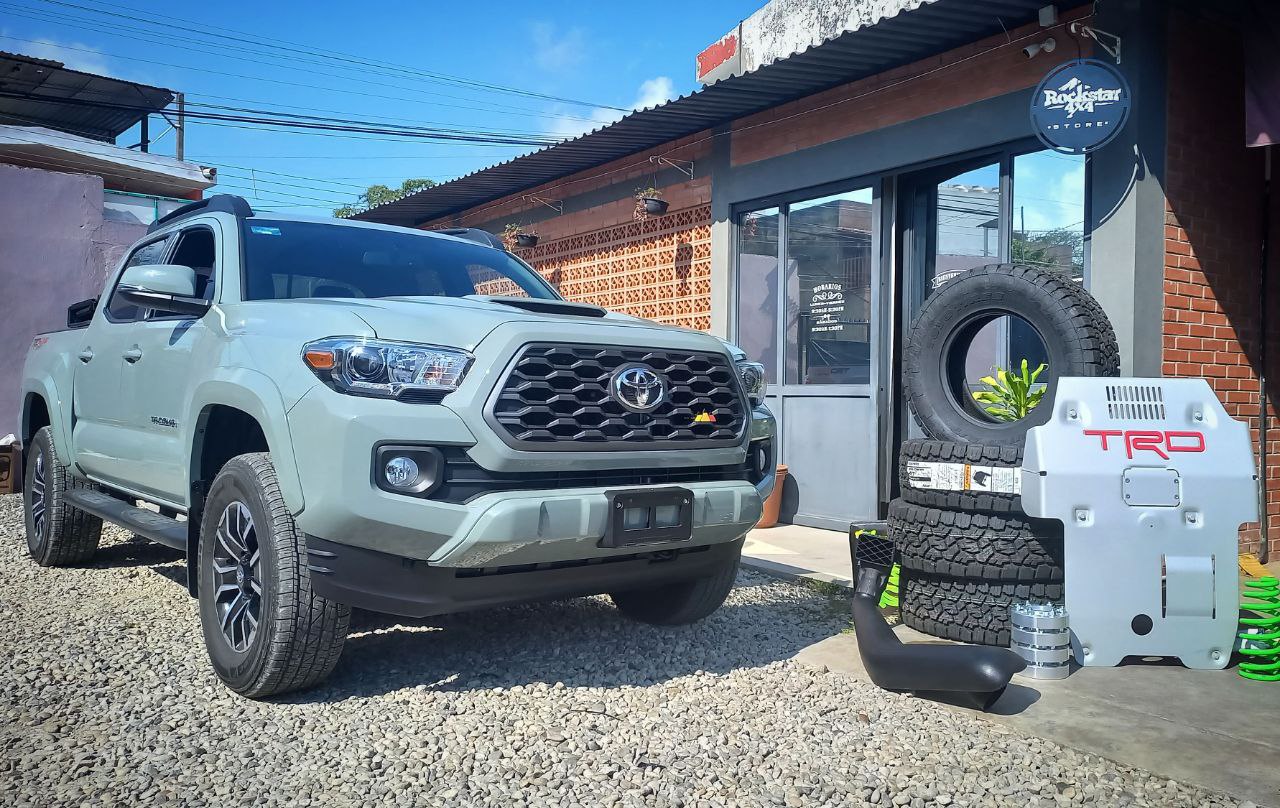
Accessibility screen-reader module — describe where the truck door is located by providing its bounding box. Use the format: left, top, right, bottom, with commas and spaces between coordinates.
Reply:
118, 223, 219, 502
72, 234, 174, 488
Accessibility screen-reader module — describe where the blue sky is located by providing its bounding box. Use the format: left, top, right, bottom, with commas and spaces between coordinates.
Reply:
2, 0, 759, 212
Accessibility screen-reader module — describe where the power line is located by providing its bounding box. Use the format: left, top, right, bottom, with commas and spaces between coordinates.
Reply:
0, 90, 561, 145
24, 0, 624, 111
0, 32, 599, 131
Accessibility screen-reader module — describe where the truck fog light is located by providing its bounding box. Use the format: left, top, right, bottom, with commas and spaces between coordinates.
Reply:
383, 456, 420, 489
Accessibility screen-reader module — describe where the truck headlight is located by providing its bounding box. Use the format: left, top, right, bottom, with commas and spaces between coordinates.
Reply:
302, 337, 472, 401
736, 360, 766, 407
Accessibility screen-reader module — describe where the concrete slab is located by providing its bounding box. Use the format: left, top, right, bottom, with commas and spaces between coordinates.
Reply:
743, 523, 852, 586
751, 523, 1280, 803
795, 628, 1280, 808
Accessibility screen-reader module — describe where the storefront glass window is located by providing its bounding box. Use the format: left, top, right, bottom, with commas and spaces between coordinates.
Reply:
735, 207, 781, 383
1012, 150, 1086, 282
784, 188, 874, 385
933, 161, 1002, 288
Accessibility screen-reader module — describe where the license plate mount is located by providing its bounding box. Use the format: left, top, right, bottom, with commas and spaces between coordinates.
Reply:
602, 487, 694, 548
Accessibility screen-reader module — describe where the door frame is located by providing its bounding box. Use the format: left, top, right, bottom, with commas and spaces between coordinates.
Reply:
728, 175, 882, 527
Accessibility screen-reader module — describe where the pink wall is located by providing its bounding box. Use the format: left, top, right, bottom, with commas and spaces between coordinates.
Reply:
0, 163, 147, 437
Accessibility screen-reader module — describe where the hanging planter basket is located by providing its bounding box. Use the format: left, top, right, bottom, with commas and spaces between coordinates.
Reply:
639, 196, 669, 216
513, 233, 540, 248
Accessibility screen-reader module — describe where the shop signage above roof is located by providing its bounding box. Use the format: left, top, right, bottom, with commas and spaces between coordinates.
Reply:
1030, 58, 1132, 154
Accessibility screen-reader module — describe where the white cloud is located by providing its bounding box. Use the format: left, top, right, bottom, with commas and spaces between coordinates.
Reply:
545, 76, 678, 141
531, 23, 586, 72
633, 76, 676, 111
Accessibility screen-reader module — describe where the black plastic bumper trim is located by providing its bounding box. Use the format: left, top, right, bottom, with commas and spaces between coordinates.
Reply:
305, 535, 743, 618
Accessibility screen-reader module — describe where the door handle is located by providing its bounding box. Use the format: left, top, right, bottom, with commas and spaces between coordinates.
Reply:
122, 347, 144, 364
77, 348, 94, 363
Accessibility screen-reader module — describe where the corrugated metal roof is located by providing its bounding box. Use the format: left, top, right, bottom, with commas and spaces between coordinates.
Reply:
358, 0, 1070, 227
0, 51, 174, 141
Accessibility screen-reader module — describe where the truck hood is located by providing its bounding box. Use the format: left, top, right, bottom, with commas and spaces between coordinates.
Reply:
324, 295, 684, 350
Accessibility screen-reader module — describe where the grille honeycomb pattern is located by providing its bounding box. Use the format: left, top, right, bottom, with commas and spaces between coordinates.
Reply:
492, 343, 745, 448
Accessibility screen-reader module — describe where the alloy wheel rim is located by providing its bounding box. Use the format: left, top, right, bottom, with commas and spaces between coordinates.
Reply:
211, 501, 263, 653
27, 449, 47, 554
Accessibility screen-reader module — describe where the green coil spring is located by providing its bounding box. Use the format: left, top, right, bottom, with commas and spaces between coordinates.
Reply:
1238, 576, 1280, 682
878, 563, 900, 610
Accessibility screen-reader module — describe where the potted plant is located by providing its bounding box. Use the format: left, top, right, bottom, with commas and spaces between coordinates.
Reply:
501, 223, 539, 250
634, 187, 668, 220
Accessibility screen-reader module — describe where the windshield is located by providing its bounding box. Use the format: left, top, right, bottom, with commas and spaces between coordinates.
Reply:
240, 220, 558, 301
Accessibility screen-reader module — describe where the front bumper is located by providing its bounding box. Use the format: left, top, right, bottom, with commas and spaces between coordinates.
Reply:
287, 386, 774, 566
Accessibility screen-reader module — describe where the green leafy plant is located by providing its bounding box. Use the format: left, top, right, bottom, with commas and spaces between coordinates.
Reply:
972, 359, 1047, 422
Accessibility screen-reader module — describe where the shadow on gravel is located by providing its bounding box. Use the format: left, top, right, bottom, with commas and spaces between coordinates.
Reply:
85, 537, 183, 569
287, 585, 847, 703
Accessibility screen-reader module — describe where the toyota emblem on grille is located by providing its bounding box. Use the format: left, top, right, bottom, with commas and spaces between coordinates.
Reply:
611, 365, 666, 413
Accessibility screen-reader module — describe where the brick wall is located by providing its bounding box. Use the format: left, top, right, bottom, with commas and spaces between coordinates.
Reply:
423, 137, 713, 330
1162, 10, 1274, 556
729, 7, 1091, 166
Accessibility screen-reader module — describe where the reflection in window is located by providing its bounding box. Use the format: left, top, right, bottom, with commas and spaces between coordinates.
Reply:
735, 208, 780, 384
1012, 150, 1086, 282
932, 162, 1001, 289
785, 188, 873, 384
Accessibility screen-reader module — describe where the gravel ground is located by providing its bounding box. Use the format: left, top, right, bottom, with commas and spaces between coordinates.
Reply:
0, 493, 1249, 808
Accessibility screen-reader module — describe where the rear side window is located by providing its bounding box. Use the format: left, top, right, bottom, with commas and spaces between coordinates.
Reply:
106, 235, 172, 322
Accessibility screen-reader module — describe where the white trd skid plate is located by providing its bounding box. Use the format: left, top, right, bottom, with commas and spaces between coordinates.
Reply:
1020, 378, 1257, 669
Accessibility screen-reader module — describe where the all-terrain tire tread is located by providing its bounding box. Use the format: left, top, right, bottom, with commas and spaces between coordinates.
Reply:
900, 572, 1063, 647
223, 453, 350, 698
888, 498, 1063, 582
27, 427, 101, 566
898, 439, 1025, 514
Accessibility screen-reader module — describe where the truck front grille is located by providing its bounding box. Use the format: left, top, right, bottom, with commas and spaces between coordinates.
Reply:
488, 343, 746, 450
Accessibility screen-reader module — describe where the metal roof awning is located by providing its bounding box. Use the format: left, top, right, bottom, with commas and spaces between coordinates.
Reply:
0, 51, 174, 141
358, 0, 1071, 227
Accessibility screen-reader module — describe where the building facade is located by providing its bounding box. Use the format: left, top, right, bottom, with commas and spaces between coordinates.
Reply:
361, 0, 1278, 559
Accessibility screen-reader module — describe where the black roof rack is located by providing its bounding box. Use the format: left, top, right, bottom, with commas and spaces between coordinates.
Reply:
148, 194, 254, 234
434, 227, 506, 251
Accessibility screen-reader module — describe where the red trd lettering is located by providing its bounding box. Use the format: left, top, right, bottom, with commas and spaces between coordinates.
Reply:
1083, 429, 1123, 450
1164, 431, 1207, 453
1084, 429, 1207, 458
1125, 430, 1168, 459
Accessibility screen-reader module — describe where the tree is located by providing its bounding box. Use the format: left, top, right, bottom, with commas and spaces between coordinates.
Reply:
334, 178, 437, 217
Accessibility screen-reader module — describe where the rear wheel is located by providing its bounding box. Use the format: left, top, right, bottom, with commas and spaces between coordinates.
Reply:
23, 426, 101, 566
198, 453, 349, 698
610, 553, 739, 626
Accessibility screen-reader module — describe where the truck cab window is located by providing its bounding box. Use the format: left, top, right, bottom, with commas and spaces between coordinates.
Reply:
106, 235, 172, 322
168, 227, 217, 302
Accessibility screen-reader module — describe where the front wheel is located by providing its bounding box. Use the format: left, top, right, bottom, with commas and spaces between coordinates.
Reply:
23, 426, 101, 566
198, 453, 349, 698
609, 552, 739, 626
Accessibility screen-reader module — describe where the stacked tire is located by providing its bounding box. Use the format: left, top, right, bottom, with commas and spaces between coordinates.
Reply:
893, 264, 1119, 646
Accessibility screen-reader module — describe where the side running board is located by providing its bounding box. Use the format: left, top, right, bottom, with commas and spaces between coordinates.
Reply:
65, 489, 188, 551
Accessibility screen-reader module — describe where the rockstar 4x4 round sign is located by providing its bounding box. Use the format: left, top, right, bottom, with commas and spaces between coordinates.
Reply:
1030, 58, 1132, 154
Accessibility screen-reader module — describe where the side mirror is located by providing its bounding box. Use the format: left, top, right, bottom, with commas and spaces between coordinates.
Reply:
117, 264, 210, 317
67, 297, 97, 328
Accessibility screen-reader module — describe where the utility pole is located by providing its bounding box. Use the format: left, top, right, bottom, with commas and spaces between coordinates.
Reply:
176, 92, 185, 161
139, 114, 149, 153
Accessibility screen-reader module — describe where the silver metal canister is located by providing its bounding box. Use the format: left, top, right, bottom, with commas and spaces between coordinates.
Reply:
1010, 601, 1072, 679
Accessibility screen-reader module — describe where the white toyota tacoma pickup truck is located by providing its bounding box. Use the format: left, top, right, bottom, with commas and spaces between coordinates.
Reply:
18, 195, 775, 698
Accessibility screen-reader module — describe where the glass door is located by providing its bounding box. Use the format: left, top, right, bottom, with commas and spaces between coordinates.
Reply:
734, 186, 880, 530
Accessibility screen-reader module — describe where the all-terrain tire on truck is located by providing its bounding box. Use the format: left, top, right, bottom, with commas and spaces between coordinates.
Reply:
198, 453, 350, 698
23, 427, 102, 566
610, 548, 741, 625
888, 498, 1063, 582
904, 263, 1120, 447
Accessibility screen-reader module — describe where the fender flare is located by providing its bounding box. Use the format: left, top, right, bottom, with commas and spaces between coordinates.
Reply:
186, 369, 306, 515
20, 371, 73, 462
